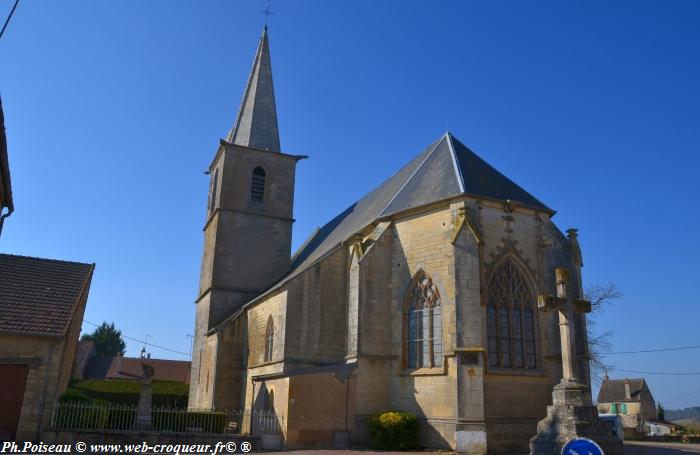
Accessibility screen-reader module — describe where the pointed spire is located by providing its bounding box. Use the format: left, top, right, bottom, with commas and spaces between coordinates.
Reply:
226, 26, 281, 152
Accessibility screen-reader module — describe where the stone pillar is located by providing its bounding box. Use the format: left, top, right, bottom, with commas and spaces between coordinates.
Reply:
529, 265, 622, 455
452, 203, 488, 454
135, 363, 155, 430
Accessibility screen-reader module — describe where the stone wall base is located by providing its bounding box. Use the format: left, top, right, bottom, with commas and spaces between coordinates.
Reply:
42, 429, 261, 450
529, 404, 623, 455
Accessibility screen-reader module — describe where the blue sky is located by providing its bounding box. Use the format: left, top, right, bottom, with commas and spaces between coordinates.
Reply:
2, 1, 699, 408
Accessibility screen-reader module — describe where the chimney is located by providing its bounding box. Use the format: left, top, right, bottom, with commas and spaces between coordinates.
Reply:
624, 378, 631, 400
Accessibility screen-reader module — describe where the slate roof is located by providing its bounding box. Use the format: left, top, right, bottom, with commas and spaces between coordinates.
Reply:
290, 132, 550, 275
213, 132, 552, 331
226, 26, 280, 153
598, 378, 647, 403
0, 253, 95, 337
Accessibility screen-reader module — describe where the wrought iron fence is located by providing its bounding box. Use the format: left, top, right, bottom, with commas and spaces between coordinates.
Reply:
50, 402, 283, 435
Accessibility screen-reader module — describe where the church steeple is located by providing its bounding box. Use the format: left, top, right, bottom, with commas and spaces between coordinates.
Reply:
226, 26, 281, 152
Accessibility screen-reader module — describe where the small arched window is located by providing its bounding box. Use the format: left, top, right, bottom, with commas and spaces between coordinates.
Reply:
487, 256, 538, 369
403, 270, 442, 369
264, 316, 274, 362
251, 167, 266, 202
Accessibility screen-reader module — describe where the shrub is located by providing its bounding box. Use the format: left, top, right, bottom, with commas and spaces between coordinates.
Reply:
53, 402, 110, 430
368, 411, 419, 450
152, 410, 227, 433
59, 389, 92, 403
68, 379, 188, 407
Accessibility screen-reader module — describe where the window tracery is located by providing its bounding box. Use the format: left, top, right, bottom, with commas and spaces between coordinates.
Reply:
403, 270, 442, 369
487, 257, 537, 369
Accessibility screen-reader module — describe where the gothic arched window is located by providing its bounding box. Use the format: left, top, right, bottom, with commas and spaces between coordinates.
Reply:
251, 167, 266, 202
403, 270, 442, 369
487, 257, 538, 369
264, 316, 274, 362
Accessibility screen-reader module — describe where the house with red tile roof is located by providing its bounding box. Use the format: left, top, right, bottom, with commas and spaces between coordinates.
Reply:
73, 343, 190, 384
0, 253, 94, 441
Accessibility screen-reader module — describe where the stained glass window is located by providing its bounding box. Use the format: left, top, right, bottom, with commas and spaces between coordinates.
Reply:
264, 316, 274, 362
403, 270, 442, 368
486, 257, 538, 369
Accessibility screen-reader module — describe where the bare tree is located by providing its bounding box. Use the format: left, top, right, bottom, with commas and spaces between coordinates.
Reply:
584, 282, 621, 382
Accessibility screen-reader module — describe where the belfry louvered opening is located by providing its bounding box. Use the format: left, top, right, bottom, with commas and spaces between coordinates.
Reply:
251, 167, 266, 202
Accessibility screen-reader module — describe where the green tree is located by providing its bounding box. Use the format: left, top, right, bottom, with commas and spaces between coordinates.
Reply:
658, 404, 665, 420
81, 322, 126, 356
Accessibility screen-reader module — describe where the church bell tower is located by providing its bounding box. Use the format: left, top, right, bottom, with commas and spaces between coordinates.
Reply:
195, 26, 305, 333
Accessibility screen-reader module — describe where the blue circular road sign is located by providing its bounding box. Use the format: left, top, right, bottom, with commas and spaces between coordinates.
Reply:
561, 437, 604, 455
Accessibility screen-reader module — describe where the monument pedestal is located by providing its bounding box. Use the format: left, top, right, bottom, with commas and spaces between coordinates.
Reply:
135, 362, 154, 431
529, 380, 622, 455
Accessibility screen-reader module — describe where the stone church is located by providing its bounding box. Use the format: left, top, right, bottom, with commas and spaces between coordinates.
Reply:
189, 27, 591, 454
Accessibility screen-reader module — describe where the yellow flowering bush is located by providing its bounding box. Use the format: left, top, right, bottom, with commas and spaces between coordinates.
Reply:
368, 411, 419, 450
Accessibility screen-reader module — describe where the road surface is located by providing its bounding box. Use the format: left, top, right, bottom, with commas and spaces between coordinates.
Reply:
625, 441, 700, 454
277, 442, 700, 454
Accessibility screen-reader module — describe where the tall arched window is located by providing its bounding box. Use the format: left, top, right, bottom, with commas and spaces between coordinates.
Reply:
264, 316, 274, 362
487, 257, 537, 369
251, 167, 266, 202
403, 270, 442, 369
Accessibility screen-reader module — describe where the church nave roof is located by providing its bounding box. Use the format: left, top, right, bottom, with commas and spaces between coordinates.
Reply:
219, 132, 552, 323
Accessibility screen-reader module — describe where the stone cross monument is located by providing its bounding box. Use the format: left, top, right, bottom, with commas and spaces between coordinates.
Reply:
529, 267, 622, 455
135, 362, 155, 430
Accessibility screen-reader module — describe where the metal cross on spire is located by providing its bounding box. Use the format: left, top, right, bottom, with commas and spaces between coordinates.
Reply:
261, 0, 274, 27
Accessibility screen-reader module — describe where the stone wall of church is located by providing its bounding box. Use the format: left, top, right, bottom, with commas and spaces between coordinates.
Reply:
286, 373, 355, 448
212, 315, 248, 410
389, 206, 459, 449
356, 222, 394, 358
476, 199, 587, 453
349, 222, 394, 423
247, 290, 287, 368
188, 331, 219, 410
207, 144, 298, 299
242, 290, 288, 416
284, 248, 347, 365
209, 196, 588, 452
248, 378, 289, 434
451, 200, 488, 454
